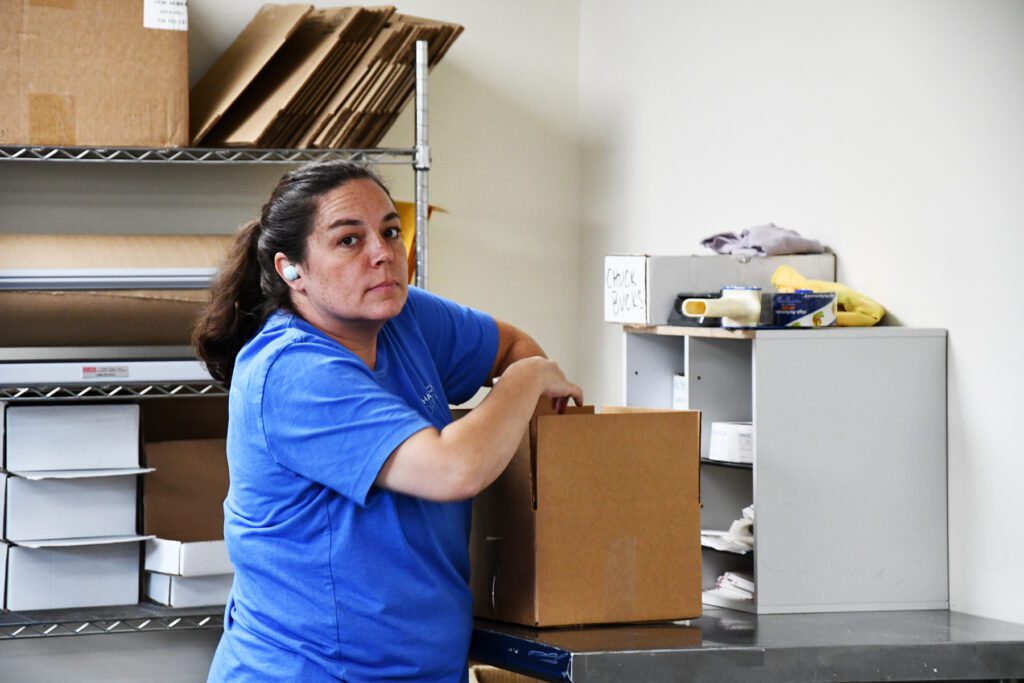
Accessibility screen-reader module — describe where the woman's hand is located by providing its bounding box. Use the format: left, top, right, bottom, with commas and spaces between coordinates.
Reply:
379, 354, 584, 501
494, 356, 583, 414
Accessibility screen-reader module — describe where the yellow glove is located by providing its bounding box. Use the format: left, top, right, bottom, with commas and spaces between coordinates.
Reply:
771, 265, 885, 326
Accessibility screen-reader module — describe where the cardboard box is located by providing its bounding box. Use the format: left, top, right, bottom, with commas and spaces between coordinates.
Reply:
145, 571, 232, 607
143, 437, 232, 576
2, 537, 146, 611
470, 407, 702, 627
0, 0, 188, 147
3, 403, 140, 471
603, 254, 837, 325
0, 234, 230, 347
145, 538, 231, 577
2, 469, 149, 542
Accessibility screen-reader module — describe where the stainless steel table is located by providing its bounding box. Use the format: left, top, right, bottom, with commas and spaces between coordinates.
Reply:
470, 609, 1024, 682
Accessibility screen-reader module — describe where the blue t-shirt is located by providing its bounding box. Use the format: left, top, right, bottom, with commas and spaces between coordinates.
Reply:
207, 287, 498, 683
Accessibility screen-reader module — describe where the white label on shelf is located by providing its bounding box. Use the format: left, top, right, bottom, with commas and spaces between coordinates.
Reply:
672, 374, 689, 410
143, 0, 188, 31
81, 365, 130, 380
604, 255, 647, 324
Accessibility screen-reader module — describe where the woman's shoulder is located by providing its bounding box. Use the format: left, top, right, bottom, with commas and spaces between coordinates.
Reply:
236, 312, 361, 382
400, 285, 471, 321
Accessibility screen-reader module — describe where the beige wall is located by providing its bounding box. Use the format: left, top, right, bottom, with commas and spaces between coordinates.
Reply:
578, 0, 1024, 623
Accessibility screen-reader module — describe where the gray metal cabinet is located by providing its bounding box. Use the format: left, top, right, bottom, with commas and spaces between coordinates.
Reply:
624, 325, 948, 614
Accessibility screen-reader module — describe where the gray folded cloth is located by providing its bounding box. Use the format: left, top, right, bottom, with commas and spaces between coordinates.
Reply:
702, 223, 824, 258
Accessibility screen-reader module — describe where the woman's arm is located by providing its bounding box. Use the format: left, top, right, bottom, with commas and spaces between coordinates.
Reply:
375, 319, 582, 502
487, 319, 546, 381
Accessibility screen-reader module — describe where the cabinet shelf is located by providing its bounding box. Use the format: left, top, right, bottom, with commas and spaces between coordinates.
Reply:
0, 145, 416, 165
0, 604, 223, 640
624, 324, 754, 339
700, 457, 752, 470
625, 325, 948, 614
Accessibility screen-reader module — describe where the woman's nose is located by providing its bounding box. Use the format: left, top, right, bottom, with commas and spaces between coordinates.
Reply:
368, 235, 394, 266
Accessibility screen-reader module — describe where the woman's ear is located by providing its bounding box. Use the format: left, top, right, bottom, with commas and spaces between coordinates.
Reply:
274, 252, 303, 290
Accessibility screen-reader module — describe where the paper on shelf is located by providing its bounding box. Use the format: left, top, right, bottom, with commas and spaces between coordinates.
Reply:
700, 531, 751, 555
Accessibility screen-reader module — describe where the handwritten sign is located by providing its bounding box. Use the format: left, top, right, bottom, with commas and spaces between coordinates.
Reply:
603, 255, 648, 324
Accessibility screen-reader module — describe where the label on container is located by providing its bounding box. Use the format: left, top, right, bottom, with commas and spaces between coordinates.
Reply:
672, 374, 689, 410
773, 291, 837, 327
144, 0, 188, 31
82, 365, 130, 380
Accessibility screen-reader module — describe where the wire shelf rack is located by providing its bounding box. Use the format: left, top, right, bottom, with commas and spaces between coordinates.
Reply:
0, 382, 228, 402
0, 145, 416, 165
0, 607, 224, 640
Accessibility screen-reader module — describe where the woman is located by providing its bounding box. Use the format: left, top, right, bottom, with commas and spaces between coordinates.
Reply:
193, 160, 582, 682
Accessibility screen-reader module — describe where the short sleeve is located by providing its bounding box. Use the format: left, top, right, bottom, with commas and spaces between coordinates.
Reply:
405, 288, 498, 405
261, 339, 432, 506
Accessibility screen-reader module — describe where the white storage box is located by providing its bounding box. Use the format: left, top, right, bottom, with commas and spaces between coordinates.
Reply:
708, 421, 754, 464
2, 536, 148, 611
145, 571, 232, 607
603, 254, 836, 325
145, 538, 232, 577
2, 403, 140, 471
2, 469, 150, 541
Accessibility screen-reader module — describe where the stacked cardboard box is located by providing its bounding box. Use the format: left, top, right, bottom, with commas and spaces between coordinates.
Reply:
191, 4, 462, 148
0, 0, 188, 147
142, 399, 233, 608
0, 404, 153, 611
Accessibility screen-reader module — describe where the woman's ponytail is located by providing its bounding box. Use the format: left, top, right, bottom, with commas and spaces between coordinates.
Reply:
192, 220, 272, 385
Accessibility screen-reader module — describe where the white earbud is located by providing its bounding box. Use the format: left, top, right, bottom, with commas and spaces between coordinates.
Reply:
283, 264, 300, 282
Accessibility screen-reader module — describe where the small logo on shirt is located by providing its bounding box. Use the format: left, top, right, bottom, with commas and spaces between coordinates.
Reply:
420, 384, 440, 415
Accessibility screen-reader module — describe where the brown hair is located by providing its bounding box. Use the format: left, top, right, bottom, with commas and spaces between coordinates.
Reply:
192, 160, 391, 384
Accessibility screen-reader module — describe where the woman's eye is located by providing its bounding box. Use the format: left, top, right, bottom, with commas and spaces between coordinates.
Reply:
339, 235, 359, 247
384, 226, 402, 240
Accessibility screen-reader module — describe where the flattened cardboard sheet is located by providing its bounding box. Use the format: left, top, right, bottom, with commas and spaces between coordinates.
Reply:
0, 234, 231, 347
190, 3, 313, 144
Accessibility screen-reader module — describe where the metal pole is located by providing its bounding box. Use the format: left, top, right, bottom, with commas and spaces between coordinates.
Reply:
414, 40, 430, 290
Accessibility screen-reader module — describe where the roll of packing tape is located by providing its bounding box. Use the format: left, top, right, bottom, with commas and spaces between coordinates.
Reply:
708, 421, 754, 464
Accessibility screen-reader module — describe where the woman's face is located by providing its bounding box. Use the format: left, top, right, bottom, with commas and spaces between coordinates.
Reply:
295, 178, 408, 335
